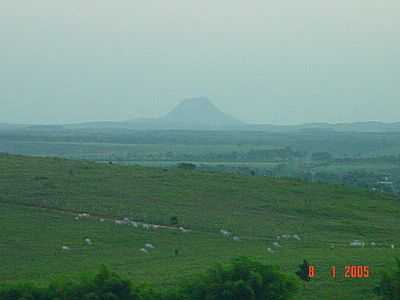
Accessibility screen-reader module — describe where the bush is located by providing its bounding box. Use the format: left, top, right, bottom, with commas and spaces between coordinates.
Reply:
0, 266, 140, 300
0, 284, 47, 300
376, 259, 400, 300
0, 259, 299, 300
295, 260, 312, 283
180, 257, 298, 300
170, 216, 179, 226
176, 163, 196, 170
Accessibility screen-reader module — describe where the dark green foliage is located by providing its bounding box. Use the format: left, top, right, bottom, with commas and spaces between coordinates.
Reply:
376, 259, 400, 300
0, 284, 47, 300
295, 260, 311, 283
170, 216, 179, 226
0, 266, 139, 300
0, 259, 298, 300
177, 163, 196, 170
181, 257, 298, 300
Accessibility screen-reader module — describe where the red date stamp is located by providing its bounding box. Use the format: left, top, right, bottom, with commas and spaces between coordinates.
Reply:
307, 265, 370, 279
344, 265, 370, 279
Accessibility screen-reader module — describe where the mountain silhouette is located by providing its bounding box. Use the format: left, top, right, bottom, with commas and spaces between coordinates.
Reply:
159, 97, 243, 129
36, 98, 400, 132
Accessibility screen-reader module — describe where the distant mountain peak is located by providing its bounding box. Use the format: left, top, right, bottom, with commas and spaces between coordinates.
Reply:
181, 97, 211, 105
162, 97, 243, 128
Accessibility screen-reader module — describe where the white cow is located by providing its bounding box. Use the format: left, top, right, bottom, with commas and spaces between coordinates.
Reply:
179, 226, 188, 233
293, 234, 301, 241
145, 243, 155, 249
267, 248, 275, 253
220, 229, 232, 237
350, 240, 365, 247
140, 248, 149, 254
85, 238, 92, 245
273, 242, 282, 248
62, 246, 70, 251
233, 236, 241, 241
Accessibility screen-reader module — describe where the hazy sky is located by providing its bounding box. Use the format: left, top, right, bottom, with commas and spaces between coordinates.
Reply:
1, 1, 399, 125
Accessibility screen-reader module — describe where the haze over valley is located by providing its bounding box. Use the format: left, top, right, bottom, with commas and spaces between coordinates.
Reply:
1, 1, 400, 300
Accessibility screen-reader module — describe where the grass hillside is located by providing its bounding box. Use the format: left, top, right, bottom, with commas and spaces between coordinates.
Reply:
0, 154, 399, 299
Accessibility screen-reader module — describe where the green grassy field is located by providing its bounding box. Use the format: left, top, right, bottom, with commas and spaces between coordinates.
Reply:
1, 154, 399, 299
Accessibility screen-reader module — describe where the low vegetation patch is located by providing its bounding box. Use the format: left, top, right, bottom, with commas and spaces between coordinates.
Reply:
0, 258, 298, 300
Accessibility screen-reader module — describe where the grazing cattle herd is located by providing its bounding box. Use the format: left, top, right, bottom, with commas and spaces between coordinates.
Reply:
64, 212, 396, 254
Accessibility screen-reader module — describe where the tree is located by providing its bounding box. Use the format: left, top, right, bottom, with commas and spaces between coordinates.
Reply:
296, 260, 312, 287
182, 257, 298, 300
46, 265, 139, 300
177, 163, 196, 170
376, 258, 400, 299
169, 216, 179, 226
0, 260, 299, 300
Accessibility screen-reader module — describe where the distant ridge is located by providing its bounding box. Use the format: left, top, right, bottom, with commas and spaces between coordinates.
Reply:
2, 99, 400, 132
247, 121, 400, 133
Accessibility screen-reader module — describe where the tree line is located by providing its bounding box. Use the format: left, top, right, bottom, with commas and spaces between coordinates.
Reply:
1, 257, 399, 300
0, 257, 298, 300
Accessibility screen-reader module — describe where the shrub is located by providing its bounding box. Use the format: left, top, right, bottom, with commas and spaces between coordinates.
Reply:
0, 284, 47, 300
295, 260, 312, 283
0, 266, 140, 300
170, 216, 179, 226
176, 163, 196, 170
0, 259, 299, 300
180, 257, 298, 300
376, 259, 400, 300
